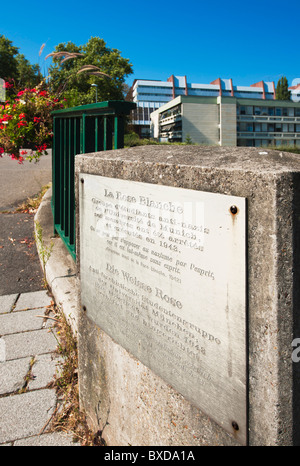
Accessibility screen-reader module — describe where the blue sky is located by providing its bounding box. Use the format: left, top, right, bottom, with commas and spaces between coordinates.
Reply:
1, 0, 299, 89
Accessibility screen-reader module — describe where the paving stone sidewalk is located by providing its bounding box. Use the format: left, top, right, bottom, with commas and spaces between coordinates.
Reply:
0, 290, 80, 446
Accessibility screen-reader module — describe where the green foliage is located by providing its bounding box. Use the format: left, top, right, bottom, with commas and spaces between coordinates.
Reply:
184, 133, 193, 144
0, 83, 65, 162
0, 35, 18, 81
15, 54, 42, 88
48, 37, 133, 106
276, 77, 291, 101
124, 132, 191, 147
268, 144, 300, 154
0, 35, 41, 88
34, 220, 54, 289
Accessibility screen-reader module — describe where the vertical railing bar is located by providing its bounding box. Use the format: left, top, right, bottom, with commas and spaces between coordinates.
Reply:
95, 116, 98, 152
52, 117, 57, 233
67, 118, 72, 240
103, 117, 107, 150
114, 116, 118, 150
81, 113, 86, 153
59, 118, 64, 230
70, 118, 76, 245
63, 118, 68, 234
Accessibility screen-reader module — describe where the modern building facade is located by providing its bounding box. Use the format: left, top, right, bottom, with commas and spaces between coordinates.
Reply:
150, 95, 300, 148
127, 75, 300, 138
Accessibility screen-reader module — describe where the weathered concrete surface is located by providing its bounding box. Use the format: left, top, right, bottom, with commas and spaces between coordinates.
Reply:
75, 145, 300, 446
34, 188, 78, 334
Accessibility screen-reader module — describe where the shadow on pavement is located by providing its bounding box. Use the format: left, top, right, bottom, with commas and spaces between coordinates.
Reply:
0, 212, 44, 295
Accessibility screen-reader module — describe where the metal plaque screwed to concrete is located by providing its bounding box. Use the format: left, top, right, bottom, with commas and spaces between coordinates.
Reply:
79, 174, 247, 444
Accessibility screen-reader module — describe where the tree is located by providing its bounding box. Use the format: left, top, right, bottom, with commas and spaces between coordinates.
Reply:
0, 35, 19, 81
276, 77, 291, 100
47, 37, 133, 106
0, 35, 41, 88
15, 54, 42, 88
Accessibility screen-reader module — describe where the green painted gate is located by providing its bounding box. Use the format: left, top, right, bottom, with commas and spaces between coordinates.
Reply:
51, 100, 136, 260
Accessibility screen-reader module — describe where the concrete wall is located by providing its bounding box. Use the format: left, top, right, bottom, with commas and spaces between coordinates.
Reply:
75, 145, 300, 446
219, 98, 237, 146
182, 103, 219, 145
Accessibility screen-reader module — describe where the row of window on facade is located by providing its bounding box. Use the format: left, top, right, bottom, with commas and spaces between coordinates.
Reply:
237, 106, 300, 117
131, 107, 157, 121
237, 122, 300, 133
159, 105, 181, 121
238, 139, 300, 147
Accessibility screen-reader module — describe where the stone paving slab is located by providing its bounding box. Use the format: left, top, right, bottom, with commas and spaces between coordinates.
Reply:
0, 288, 81, 446
0, 294, 18, 314
3, 328, 58, 361
14, 290, 52, 311
0, 308, 45, 335
28, 353, 63, 390
0, 357, 31, 395
0, 389, 57, 444
14, 431, 80, 446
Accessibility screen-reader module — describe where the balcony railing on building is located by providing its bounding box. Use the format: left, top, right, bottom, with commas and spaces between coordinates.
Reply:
51, 100, 136, 261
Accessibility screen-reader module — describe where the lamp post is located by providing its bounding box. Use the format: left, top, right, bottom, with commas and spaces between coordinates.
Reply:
91, 83, 98, 103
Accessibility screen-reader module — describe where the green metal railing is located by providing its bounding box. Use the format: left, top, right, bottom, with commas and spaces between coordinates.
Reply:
51, 100, 136, 261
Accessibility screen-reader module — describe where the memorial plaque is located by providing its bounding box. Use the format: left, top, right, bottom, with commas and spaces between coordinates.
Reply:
79, 174, 247, 444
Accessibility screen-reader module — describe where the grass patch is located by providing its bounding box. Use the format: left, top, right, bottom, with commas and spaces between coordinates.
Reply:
267, 145, 300, 155
15, 182, 52, 214
48, 305, 104, 446
124, 132, 188, 148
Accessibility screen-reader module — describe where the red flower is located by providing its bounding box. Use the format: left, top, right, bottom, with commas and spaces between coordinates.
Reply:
19, 113, 26, 119
3, 82, 13, 89
17, 121, 27, 128
17, 91, 24, 97
35, 143, 47, 152
1, 114, 12, 122
33, 117, 41, 123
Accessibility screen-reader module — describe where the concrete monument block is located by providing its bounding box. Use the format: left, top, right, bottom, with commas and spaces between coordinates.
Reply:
75, 145, 300, 446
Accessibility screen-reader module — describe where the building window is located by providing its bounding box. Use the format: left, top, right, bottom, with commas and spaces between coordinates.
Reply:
275, 124, 282, 132
289, 124, 294, 132
269, 124, 274, 132
255, 123, 261, 132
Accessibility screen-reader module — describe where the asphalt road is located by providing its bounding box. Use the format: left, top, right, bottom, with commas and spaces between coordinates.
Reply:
0, 151, 52, 212
0, 152, 52, 295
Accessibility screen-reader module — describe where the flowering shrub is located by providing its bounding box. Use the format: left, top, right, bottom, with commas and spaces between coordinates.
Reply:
0, 82, 65, 163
